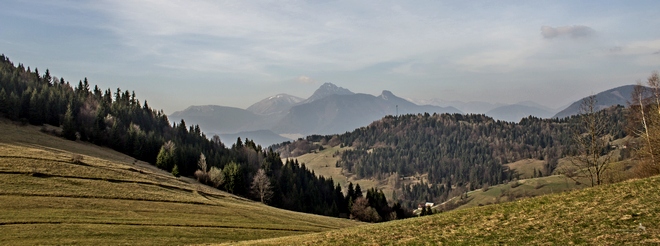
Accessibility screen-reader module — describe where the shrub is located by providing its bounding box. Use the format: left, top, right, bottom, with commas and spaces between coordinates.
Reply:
172, 164, 180, 177
194, 169, 208, 183
208, 166, 224, 188
350, 197, 381, 222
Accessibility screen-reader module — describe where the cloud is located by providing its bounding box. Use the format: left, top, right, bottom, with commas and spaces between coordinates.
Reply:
541, 25, 595, 39
296, 75, 317, 85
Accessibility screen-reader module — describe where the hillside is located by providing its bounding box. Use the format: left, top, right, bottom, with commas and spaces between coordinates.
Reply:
0, 120, 360, 245
553, 84, 638, 119
0, 55, 363, 221
233, 175, 660, 245
275, 108, 628, 208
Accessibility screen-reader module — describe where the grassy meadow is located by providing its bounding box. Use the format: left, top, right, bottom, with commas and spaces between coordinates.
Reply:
0, 120, 360, 245
231, 174, 660, 245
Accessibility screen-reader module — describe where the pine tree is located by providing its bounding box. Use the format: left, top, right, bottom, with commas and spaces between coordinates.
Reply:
171, 164, 180, 177
223, 162, 242, 194
355, 184, 363, 200
62, 104, 77, 140
0, 88, 7, 115
156, 141, 176, 171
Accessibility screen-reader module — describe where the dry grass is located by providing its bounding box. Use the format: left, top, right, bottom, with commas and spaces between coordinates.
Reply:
439, 175, 586, 210
0, 120, 360, 245
232, 174, 660, 245
505, 158, 546, 179
291, 145, 383, 194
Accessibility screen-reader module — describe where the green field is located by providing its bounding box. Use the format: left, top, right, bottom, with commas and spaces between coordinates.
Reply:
436, 175, 586, 211
0, 120, 360, 245
232, 174, 660, 245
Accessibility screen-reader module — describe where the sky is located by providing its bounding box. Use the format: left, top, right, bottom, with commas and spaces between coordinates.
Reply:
1, 0, 660, 114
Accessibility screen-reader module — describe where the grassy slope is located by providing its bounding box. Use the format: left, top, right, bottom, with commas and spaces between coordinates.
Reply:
505, 158, 545, 179
438, 175, 586, 211
233, 175, 660, 245
289, 145, 387, 198
0, 120, 360, 245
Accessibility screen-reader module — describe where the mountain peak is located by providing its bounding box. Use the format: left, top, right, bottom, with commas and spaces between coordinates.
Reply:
247, 93, 304, 115
304, 82, 354, 103
380, 90, 395, 100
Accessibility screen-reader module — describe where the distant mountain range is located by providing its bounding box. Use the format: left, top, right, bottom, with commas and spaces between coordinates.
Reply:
169, 105, 270, 134
273, 90, 461, 135
415, 85, 638, 122
485, 104, 556, 122
553, 85, 637, 119
170, 83, 460, 146
170, 83, 638, 146
411, 99, 504, 114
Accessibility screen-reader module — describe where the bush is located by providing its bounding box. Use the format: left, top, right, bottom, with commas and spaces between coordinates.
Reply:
350, 197, 381, 222
208, 166, 224, 188
194, 169, 208, 183
172, 164, 180, 177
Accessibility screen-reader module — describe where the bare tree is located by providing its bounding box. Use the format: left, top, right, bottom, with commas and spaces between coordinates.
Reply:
197, 153, 207, 172
629, 72, 660, 176
194, 153, 209, 183
350, 197, 381, 222
565, 95, 614, 186
251, 169, 273, 203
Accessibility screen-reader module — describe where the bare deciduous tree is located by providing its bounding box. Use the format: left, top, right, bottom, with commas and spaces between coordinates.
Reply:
630, 72, 660, 176
564, 95, 614, 186
251, 169, 272, 203
350, 197, 381, 222
194, 153, 209, 183
197, 153, 207, 172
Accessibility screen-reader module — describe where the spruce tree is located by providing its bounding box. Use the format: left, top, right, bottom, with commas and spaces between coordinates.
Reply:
0, 88, 7, 115
62, 104, 76, 140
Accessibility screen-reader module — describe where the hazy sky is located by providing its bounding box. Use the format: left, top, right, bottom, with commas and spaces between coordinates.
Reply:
2, 0, 660, 113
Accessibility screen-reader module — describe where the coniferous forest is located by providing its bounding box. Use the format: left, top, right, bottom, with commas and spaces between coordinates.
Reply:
275, 109, 628, 208
0, 54, 408, 220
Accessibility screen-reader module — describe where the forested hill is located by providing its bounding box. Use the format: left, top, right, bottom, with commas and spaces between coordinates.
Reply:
340, 112, 625, 179
0, 54, 359, 219
275, 109, 627, 206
